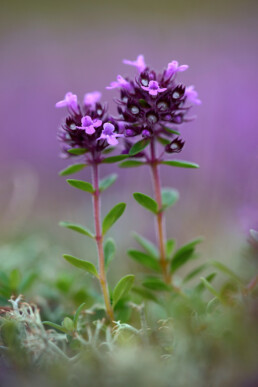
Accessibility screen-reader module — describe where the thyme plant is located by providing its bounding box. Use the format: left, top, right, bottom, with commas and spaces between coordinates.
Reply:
56, 91, 134, 322
107, 55, 202, 291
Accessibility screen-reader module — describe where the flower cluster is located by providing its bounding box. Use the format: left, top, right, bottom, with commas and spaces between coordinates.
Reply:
56, 55, 200, 160
56, 92, 123, 162
107, 55, 201, 155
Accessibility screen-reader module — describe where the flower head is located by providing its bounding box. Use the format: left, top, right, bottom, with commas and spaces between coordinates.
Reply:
57, 93, 122, 160
123, 55, 146, 73
84, 91, 102, 107
55, 92, 79, 113
97, 123, 124, 146
107, 55, 200, 145
141, 80, 167, 96
76, 115, 102, 135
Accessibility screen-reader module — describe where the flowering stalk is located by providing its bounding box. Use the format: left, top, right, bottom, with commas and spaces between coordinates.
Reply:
92, 162, 114, 322
56, 91, 131, 324
107, 55, 201, 290
149, 139, 170, 284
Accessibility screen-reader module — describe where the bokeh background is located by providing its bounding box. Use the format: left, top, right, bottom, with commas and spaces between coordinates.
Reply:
0, 0, 257, 290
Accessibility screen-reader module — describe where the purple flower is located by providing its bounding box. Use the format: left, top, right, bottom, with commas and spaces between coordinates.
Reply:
55, 92, 79, 112
123, 55, 146, 73
97, 123, 124, 146
76, 115, 102, 135
165, 60, 189, 79
141, 80, 167, 96
185, 85, 202, 105
84, 91, 102, 107
106, 75, 133, 91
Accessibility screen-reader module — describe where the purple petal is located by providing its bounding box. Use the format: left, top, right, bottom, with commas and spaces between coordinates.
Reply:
93, 118, 102, 128
84, 91, 102, 106
103, 122, 115, 135
85, 126, 96, 135
107, 136, 119, 146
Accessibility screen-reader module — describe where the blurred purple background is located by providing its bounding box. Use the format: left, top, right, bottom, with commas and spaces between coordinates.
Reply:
0, 0, 257, 263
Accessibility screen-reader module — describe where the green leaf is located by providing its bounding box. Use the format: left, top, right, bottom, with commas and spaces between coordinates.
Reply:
171, 248, 196, 273
59, 163, 87, 176
132, 286, 158, 302
99, 174, 117, 192
171, 237, 203, 272
129, 139, 150, 156
119, 160, 145, 168
161, 188, 179, 210
133, 192, 158, 214
62, 317, 74, 332
200, 276, 220, 298
157, 137, 171, 146
102, 155, 128, 163
73, 303, 87, 330
162, 126, 181, 136
104, 238, 116, 269
112, 275, 135, 307
142, 277, 171, 291
66, 179, 94, 193
18, 272, 38, 293
166, 239, 176, 259
210, 261, 243, 284
102, 203, 126, 234
195, 273, 217, 293
63, 255, 98, 277
103, 146, 115, 154
9, 269, 21, 290
162, 160, 199, 169
59, 221, 94, 238
43, 321, 67, 333
128, 250, 161, 272
183, 264, 208, 283
67, 148, 87, 155
170, 237, 203, 272
133, 233, 159, 258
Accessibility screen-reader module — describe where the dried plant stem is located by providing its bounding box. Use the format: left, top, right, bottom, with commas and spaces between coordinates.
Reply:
92, 163, 114, 322
150, 140, 171, 284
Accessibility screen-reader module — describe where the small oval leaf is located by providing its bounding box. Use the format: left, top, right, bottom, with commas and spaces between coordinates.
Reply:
128, 250, 161, 272
102, 203, 126, 234
59, 222, 94, 238
142, 277, 171, 291
67, 148, 87, 155
112, 274, 135, 307
63, 255, 98, 277
162, 160, 199, 169
104, 238, 116, 269
59, 163, 87, 176
102, 155, 128, 163
67, 179, 94, 193
99, 174, 117, 192
133, 192, 158, 214
133, 233, 159, 259
161, 188, 179, 210
129, 139, 150, 156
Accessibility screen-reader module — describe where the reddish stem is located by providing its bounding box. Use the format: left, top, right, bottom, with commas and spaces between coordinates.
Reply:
92, 163, 114, 322
150, 140, 171, 284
